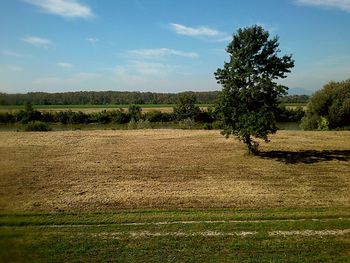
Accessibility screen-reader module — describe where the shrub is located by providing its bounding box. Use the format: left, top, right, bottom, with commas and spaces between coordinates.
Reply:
212, 120, 225, 129
111, 110, 130, 124
0, 112, 15, 123
173, 92, 201, 121
128, 105, 142, 121
179, 118, 195, 129
137, 119, 152, 129
127, 119, 137, 129
25, 121, 52, 132
203, 123, 213, 130
144, 111, 163, 122
56, 111, 70, 124
317, 116, 329, 131
301, 80, 350, 130
41, 112, 55, 122
276, 106, 305, 122
70, 111, 89, 124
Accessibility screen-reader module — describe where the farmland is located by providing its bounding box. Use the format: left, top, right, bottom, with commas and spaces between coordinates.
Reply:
0, 130, 349, 261
0, 104, 198, 113
0, 103, 306, 113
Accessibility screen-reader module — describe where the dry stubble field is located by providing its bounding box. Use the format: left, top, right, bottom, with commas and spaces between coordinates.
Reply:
0, 129, 349, 212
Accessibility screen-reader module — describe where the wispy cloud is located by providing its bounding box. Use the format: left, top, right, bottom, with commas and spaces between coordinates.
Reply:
108, 60, 174, 83
35, 72, 100, 85
2, 50, 26, 57
21, 36, 53, 48
107, 61, 174, 91
112, 61, 173, 77
294, 0, 350, 12
57, 62, 73, 68
86, 37, 100, 46
7, 65, 24, 72
126, 48, 199, 59
23, 0, 95, 19
169, 23, 231, 42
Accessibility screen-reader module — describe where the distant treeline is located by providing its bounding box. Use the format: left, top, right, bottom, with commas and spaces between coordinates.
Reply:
0, 91, 309, 105
0, 91, 219, 105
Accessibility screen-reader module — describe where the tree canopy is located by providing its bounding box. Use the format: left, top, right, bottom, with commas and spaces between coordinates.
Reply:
215, 25, 294, 153
301, 79, 350, 130
173, 92, 201, 121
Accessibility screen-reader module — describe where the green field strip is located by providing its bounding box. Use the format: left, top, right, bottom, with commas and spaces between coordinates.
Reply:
1, 207, 350, 226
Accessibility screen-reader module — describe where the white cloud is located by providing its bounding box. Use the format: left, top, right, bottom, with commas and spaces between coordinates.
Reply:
57, 62, 73, 68
86, 37, 100, 46
169, 23, 231, 42
2, 50, 25, 57
126, 48, 199, 59
113, 61, 173, 77
170, 23, 221, 37
21, 36, 53, 48
7, 65, 24, 72
106, 60, 175, 90
35, 72, 100, 85
294, 0, 350, 12
23, 0, 94, 19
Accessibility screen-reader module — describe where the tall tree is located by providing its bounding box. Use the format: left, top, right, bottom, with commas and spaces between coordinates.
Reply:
215, 25, 294, 154
173, 92, 201, 121
301, 79, 350, 130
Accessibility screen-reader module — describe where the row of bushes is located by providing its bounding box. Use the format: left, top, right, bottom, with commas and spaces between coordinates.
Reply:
0, 107, 304, 125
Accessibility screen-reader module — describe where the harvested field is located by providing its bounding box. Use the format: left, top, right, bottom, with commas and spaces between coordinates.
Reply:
0, 130, 349, 212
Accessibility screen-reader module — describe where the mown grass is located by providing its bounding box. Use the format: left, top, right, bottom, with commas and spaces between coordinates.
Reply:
1, 208, 349, 262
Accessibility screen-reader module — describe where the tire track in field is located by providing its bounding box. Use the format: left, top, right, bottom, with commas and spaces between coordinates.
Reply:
1, 216, 348, 227
91, 229, 350, 239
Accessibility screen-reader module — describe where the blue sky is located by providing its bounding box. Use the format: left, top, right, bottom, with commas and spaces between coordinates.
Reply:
0, 0, 349, 94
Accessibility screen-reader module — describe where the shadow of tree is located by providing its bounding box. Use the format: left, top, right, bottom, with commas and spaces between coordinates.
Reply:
257, 150, 350, 164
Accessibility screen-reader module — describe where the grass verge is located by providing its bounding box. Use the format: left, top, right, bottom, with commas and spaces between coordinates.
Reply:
1, 208, 349, 262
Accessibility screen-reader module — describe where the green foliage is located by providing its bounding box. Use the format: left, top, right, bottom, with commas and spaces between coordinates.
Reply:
24, 102, 34, 112
301, 80, 350, 130
136, 119, 152, 129
179, 117, 195, 129
276, 106, 305, 122
279, 95, 309, 104
25, 121, 52, 132
127, 119, 137, 129
128, 105, 142, 121
317, 116, 329, 131
173, 92, 201, 121
215, 25, 294, 153
0, 91, 220, 105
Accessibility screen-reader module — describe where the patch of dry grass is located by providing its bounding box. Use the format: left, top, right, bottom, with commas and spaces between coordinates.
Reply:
0, 130, 349, 212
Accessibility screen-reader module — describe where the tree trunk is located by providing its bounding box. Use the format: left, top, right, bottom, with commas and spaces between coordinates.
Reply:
243, 134, 258, 155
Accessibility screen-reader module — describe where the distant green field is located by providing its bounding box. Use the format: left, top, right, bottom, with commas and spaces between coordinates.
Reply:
281, 102, 307, 107
0, 103, 306, 111
1, 208, 349, 262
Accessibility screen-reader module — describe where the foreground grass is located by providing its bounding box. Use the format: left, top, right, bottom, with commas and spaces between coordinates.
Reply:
1, 208, 349, 262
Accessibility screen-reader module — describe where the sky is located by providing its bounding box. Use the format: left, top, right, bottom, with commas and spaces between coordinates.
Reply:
0, 0, 349, 94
